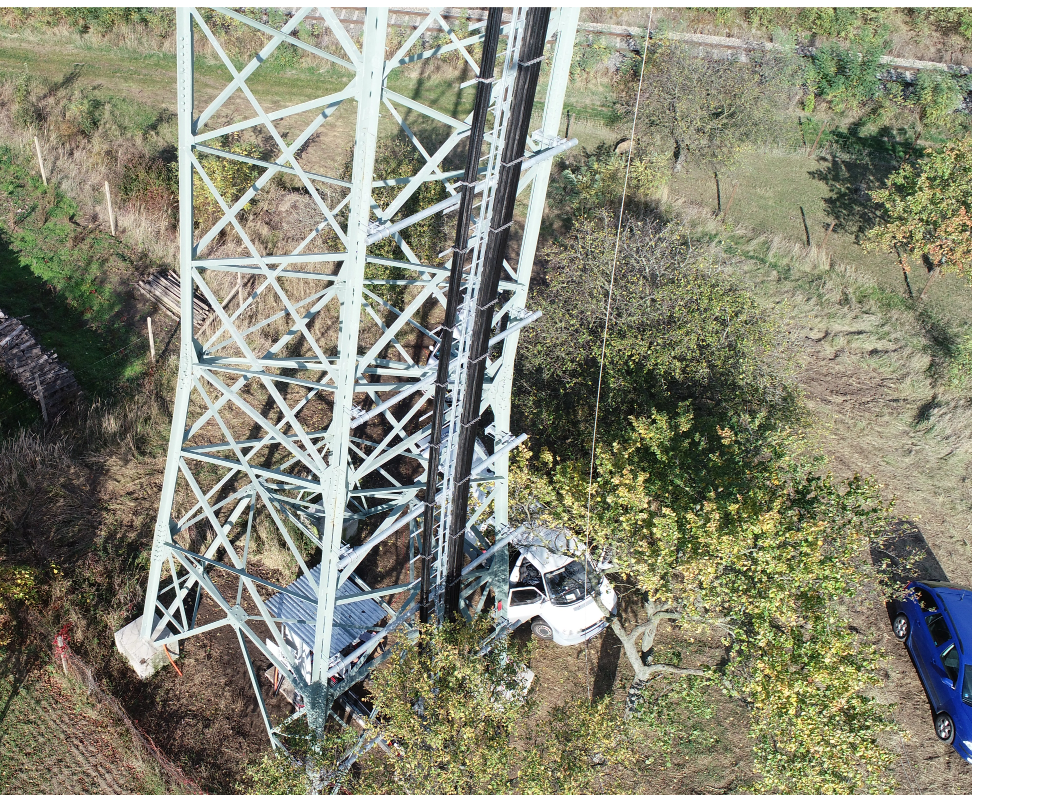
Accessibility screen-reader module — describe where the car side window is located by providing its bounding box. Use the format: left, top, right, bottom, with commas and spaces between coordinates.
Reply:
509, 587, 544, 607
940, 644, 960, 683
925, 613, 952, 646
912, 586, 939, 613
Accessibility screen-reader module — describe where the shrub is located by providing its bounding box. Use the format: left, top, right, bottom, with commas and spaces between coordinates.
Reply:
913, 70, 963, 128
808, 30, 888, 113
190, 136, 264, 229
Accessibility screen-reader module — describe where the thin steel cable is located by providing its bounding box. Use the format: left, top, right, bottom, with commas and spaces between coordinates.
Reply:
583, 8, 654, 702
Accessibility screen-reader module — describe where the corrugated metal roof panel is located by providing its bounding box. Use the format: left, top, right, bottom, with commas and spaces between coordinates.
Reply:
266, 557, 389, 658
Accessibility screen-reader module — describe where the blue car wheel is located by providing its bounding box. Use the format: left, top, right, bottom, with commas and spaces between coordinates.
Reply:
892, 612, 910, 641
935, 712, 954, 742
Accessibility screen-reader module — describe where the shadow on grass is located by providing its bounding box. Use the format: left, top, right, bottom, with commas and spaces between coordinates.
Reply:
0, 233, 145, 433
808, 122, 922, 243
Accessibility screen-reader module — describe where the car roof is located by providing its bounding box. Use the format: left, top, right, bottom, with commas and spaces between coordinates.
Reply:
512, 524, 581, 573
929, 586, 972, 658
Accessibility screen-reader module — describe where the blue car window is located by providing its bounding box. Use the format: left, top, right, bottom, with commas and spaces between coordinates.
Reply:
940, 644, 960, 683
926, 613, 952, 646
961, 665, 972, 706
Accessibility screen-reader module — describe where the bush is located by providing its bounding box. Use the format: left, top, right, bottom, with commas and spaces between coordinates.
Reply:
190, 136, 264, 229
549, 143, 667, 227
913, 70, 963, 128
808, 29, 888, 113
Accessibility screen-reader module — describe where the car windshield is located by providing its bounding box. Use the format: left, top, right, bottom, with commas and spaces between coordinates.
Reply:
544, 560, 590, 605
961, 664, 972, 706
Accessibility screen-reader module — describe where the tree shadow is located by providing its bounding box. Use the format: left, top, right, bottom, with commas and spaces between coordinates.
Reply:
808, 123, 921, 244
871, 519, 950, 588
592, 627, 622, 699
0, 644, 37, 745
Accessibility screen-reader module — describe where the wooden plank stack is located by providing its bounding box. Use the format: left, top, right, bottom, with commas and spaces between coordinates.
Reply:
0, 308, 82, 419
136, 270, 210, 327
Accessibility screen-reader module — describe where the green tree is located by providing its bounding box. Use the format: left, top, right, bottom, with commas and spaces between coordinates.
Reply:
866, 135, 972, 299
522, 408, 899, 794
348, 617, 634, 795
515, 213, 796, 455
618, 41, 779, 172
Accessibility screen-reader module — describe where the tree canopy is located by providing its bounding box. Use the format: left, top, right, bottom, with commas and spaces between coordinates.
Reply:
866, 135, 973, 286
514, 213, 797, 456
519, 406, 900, 795
616, 41, 780, 172
350, 618, 633, 795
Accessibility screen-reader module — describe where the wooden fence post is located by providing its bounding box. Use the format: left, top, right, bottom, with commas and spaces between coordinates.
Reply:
105, 180, 116, 236
34, 372, 48, 423
807, 121, 829, 158
147, 316, 156, 363
33, 136, 47, 186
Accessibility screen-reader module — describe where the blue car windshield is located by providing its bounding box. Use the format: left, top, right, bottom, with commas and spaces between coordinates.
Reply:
961, 664, 972, 706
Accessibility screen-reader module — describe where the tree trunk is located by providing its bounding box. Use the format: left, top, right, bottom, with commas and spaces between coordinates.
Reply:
589, 594, 709, 719
895, 246, 914, 301
672, 140, 685, 173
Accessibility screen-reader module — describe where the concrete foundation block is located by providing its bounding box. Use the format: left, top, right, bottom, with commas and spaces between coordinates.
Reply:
114, 615, 179, 680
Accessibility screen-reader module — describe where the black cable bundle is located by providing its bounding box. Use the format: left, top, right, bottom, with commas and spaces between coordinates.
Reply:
420, 7, 504, 622
443, 8, 552, 618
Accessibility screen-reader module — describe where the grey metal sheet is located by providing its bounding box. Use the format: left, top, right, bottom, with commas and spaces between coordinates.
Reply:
266, 562, 388, 657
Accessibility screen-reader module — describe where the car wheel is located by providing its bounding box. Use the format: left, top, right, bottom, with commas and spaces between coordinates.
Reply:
934, 712, 955, 742
531, 618, 553, 641
892, 612, 910, 641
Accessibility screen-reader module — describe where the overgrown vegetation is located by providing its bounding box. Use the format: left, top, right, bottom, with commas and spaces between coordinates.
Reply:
244, 619, 634, 795
0, 9, 972, 795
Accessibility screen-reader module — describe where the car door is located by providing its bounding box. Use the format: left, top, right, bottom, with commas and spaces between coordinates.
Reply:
507, 586, 547, 623
921, 612, 956, 710
907, 586, 942, 680
934, 640, 963, 713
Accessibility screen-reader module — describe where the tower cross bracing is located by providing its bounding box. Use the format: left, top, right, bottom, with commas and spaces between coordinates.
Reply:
129, 6, 579, 745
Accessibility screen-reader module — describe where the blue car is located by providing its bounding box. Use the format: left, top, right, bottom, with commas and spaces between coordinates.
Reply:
891, 580, 972, 762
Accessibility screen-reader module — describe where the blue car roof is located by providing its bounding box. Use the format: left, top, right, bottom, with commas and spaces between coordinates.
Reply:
933, 587, 972, 657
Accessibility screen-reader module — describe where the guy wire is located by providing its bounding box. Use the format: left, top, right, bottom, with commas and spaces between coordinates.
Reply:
583, 7, 654, 702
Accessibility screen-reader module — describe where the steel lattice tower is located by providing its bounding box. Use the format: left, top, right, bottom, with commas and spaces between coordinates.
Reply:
123, 6, 579, 746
